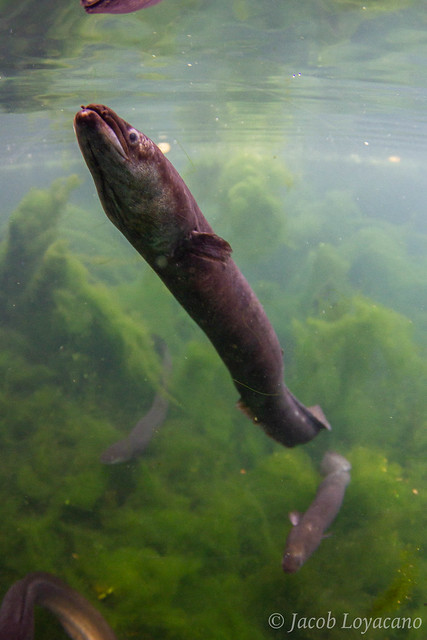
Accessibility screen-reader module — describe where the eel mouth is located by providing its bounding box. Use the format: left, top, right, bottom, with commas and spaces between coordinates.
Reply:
74, 105, 135, 222
74, 104, 130, 160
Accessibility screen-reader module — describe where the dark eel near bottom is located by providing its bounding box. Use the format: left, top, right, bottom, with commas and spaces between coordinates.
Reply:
282, 451, 351, 573
100, 338, 171, 464
74, 104, 331, 448
0, 572, 117, 640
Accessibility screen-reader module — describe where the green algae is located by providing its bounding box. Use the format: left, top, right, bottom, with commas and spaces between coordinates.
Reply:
0, 178, 167, 594
0, 169, 425, 640
0, 176, 79, 321
187, 151, 292, 264
0, 178, 162, 424
368, 550, 418, 617
292, 295, 425, 458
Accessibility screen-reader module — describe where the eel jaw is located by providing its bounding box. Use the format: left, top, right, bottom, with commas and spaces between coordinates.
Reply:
74, 106, 129, 162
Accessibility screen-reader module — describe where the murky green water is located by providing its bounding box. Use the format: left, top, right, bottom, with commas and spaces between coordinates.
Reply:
0, 1, 425, 638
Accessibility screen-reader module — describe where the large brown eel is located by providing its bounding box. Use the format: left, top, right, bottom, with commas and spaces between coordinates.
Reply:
0, 572, 117, 640
74, 104, 331, 448
282, 451, 351, 573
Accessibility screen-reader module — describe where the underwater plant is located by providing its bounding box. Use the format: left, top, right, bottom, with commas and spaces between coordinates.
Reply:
0, 171, 425, 639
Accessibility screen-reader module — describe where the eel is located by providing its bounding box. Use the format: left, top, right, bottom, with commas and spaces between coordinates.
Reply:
81, 0, 163, 14
0, 572, 117, 640
74, 104, 331, 448
282, 451, 351, 573
100, 338, 171, 464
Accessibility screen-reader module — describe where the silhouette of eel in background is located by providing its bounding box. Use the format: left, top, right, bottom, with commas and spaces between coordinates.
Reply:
81, 0, 164, 15
100, 337, 171, 464
282, 451, 351, 573
0, 572, 117, 640
74, 104, 331, 449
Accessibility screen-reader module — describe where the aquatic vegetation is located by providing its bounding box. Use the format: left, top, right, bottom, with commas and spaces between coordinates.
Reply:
0, 168, 425, 640
0, 178, 162, 578
188, 151, 292, 264
368, 550, 418, 617
292, 295, 425, 457
0, 179, 161, 422
0, 176, 79, 321
300, 242, 352, 319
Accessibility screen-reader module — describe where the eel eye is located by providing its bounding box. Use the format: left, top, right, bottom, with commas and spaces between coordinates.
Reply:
128, 129, 139, 144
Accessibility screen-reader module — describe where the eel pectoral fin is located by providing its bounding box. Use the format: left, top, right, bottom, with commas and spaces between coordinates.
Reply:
307, 404, 332, 431
186, 231, 232, 263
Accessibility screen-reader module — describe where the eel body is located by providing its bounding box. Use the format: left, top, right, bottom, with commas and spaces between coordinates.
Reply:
0, 572, 117, 640
74, 104, 331, 448
81, 0, 163, 14
282, 451, 351, 573
100, 339, 171, 464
